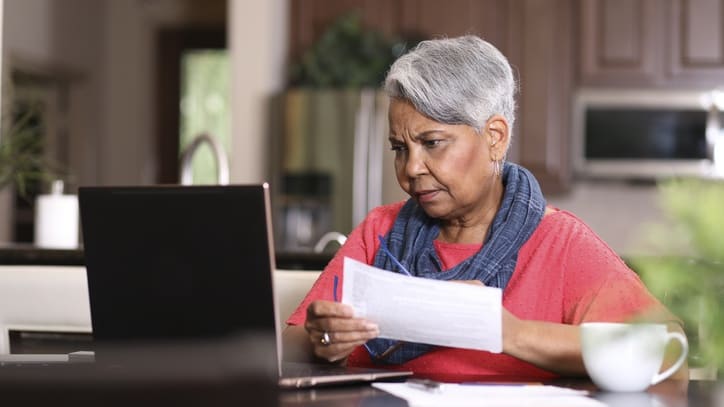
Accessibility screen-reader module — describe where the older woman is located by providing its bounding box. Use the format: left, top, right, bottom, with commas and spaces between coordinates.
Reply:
282, 35, 683, 379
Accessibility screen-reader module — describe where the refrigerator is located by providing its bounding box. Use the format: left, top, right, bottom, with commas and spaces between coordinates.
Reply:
271, 88, 406, 253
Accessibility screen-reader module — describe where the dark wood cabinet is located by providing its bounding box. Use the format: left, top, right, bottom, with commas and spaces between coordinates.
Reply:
579, 0, 724, 87
289, 0, 510, 58
668, 0, 724, 85
289, 0, 574, 194
579, 0, 662, 86
507, 0, 574, 194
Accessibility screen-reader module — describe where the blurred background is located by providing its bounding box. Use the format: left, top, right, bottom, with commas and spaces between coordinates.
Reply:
1, 0, 724, 258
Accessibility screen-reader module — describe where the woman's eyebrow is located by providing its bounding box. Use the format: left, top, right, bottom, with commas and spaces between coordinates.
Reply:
389, 129, 446, 143
414, 129, 446, 139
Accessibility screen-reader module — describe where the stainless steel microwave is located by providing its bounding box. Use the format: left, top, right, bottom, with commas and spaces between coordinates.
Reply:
573, 89, 724, 179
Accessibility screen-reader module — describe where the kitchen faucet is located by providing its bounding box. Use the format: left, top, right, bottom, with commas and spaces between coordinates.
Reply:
179, 133, 230, 185
313, 231, 347, 253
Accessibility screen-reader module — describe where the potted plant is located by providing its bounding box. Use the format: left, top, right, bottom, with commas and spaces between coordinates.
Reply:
288, 12, 414, 88
0, 103, 74, 247
0, 103, 60, 199
632, 178, 724, 376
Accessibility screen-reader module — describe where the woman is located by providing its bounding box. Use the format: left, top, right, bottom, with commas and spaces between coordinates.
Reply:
283, 35, 683, 379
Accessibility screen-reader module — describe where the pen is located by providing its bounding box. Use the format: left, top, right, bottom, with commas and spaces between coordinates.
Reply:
333, 275, 339, 302
406, 378, 443, 393
378, 235, 412, 276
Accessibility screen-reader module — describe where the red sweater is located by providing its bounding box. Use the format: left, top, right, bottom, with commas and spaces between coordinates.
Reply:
287, 201, 666, 380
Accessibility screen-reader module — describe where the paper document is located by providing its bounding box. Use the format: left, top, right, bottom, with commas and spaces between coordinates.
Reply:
373, 382, 606, 407
342, 257, 502, 352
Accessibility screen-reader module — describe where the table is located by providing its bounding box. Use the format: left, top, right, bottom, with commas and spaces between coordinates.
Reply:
280, 379, 722, 406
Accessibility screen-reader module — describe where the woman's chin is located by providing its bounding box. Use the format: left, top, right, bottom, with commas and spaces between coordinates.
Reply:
418, 201, 449, 219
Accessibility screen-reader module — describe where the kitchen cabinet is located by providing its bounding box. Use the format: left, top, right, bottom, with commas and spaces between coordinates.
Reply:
289, 0, 510, 60
668, 0, 724, 85
288, 0, 574, 194
579, 0, 724, 87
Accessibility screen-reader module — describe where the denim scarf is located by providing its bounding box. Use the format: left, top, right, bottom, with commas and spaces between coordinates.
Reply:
364, 162, 546, 364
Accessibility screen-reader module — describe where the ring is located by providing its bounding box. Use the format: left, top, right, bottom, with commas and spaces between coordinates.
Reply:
320, 331, 331, 346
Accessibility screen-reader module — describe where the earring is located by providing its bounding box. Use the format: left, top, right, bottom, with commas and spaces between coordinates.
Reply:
492, 157, 501, 177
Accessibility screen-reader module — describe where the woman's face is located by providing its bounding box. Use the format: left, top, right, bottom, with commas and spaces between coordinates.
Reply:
388, 99, 508, 222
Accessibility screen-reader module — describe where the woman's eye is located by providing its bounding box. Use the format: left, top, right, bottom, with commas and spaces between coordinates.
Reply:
390, 144, 407, 152
423, 139, 442, 148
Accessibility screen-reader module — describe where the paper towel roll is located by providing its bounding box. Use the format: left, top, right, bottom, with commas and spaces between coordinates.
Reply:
34, 194, 79, 249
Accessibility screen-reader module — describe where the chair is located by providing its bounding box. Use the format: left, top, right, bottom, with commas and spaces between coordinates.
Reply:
273, 270, 321, 332
0, 266, 321, 354
0, 266, 92, 354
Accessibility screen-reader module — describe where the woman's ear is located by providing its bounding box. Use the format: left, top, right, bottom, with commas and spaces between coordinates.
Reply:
485, 115, 510, 159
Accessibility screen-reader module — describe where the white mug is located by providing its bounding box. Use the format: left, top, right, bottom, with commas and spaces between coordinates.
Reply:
581, 322, 688, 392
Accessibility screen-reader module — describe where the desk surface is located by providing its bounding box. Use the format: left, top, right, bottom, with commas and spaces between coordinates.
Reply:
280, 379, 720, 407
0, 363, 718, 406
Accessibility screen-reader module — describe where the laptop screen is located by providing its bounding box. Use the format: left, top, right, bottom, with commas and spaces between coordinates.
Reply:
79, 184, 277, 344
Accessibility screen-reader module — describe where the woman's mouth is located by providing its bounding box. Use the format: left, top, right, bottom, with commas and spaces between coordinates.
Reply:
415, 190, 439, 203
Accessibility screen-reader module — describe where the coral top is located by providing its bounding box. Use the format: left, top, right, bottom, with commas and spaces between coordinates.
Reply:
287, 201, 669, 379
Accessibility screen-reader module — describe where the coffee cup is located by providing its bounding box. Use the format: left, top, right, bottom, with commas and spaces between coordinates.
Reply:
581, 322, 688, 392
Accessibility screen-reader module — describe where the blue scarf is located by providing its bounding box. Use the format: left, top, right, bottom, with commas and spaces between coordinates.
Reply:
365, 163, 546, 364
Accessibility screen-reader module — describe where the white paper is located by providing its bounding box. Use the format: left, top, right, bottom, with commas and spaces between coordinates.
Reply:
373, 382, 606, 407
342, 257, 502, 352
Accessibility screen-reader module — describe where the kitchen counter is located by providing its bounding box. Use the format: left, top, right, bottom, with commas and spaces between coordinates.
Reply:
0, 244, 332, 270
0, 244, 84, 266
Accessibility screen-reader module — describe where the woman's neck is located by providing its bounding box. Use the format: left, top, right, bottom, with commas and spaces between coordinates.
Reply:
437, 180, 504, 244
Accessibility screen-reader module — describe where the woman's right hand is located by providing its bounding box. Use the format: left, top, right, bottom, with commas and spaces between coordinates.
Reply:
304, 300, 379, 363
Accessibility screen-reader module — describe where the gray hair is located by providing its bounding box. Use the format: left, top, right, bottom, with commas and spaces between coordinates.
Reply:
384, 35, 517, 135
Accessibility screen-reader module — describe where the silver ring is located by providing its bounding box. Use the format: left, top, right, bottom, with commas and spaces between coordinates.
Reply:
320, 331, 331, 346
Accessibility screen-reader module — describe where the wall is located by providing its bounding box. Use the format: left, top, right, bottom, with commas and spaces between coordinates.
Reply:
99, 1, 153, 185
101, 0, 227, 186
547, 180, 665, 257
228, 0, 288, 184
3, 0, 106, 186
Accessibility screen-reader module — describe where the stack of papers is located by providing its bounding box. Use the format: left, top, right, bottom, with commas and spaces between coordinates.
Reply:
373, 382, 606, 407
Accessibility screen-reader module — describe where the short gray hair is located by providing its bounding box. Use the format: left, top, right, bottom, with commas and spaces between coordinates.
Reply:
384, 35, 517, 135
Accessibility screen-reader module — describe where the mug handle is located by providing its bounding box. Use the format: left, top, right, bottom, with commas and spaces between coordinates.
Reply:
651, 331, 689, 385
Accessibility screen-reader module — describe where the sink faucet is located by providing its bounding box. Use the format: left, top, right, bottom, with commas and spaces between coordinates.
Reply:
313, 231, 348, 253
179, 133, 230, 185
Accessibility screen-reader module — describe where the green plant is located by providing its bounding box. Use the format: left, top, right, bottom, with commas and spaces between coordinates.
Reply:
288, 13, 418, 88
632, 178, 724, 370
0, 103, 62, 199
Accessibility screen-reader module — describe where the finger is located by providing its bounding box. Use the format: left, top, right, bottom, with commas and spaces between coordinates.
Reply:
306, 317, 378, 333
306, 300, 354, 319
314, 339, 371, 363
308, 328, 378, 347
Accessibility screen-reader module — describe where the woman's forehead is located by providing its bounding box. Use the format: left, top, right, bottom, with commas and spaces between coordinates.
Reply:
389, 99, 435, 126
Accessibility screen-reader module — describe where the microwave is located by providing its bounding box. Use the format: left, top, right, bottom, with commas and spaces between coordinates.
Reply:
573, 89, 724, 179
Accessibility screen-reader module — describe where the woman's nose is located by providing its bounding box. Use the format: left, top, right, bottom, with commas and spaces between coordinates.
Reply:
404, 147, 427, 178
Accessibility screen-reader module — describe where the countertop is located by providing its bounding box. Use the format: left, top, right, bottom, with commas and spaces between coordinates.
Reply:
0, 244, 332, 270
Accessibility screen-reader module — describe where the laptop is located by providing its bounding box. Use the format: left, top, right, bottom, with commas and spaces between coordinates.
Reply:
79, 184, 411, 388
